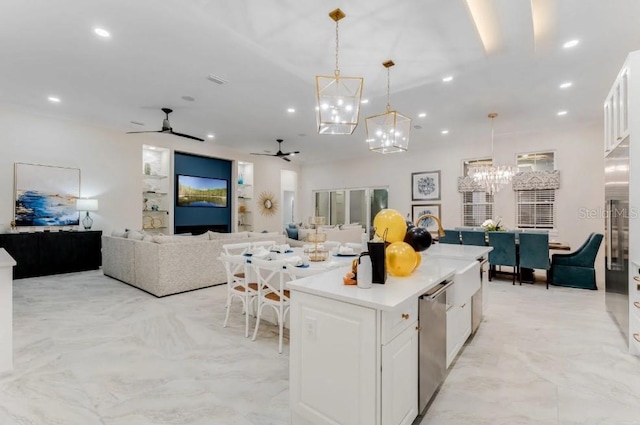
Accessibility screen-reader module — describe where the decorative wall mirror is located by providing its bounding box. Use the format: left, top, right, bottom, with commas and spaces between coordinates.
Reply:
258, 191, 278, 216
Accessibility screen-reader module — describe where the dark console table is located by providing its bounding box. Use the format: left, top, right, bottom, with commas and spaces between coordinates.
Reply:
0, 231, 102, 279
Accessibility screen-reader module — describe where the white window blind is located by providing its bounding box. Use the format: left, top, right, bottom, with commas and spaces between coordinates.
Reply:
516, 189, 555, 228
462, 192, 494, 227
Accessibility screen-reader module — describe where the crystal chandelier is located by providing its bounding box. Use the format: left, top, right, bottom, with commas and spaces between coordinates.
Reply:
365, 60, 411, 153
467, 113, 517, 195
315, 8, 364, 135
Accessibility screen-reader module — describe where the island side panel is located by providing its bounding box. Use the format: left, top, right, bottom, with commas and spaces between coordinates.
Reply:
290, 290, 377, 425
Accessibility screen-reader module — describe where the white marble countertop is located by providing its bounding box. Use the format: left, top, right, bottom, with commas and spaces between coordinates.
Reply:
0, 248, 16, 268
424, 244, 493, 260
287, 260, 457, 311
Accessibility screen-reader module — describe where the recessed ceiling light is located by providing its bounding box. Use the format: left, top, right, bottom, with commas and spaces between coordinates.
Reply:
418, 113, 427, 118
94, 28, 110, 38
557, 110, 568, 116
442, 76, 453, 83
563, 39, 579, 48
361, 99, 369, 104
287, 108, 295, 113
559, 82, 573, 89
48, 96, 60, 103
441, 130, 449, 134
181, 95, 195, 102
207, 134, 215, 139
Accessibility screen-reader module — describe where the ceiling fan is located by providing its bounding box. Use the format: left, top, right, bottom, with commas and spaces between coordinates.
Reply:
126, 108, 204, 142
251, 139, 300, 162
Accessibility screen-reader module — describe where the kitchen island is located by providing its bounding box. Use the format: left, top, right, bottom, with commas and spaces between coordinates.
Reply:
288, 245, 492, 425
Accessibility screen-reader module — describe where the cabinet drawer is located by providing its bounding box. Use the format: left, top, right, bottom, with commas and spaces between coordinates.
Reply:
630, 312, 640, 356
631, 299, 640, 323
381, 299, 418, 345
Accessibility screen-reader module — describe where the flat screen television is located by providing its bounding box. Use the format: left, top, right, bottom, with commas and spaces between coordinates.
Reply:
176, 174, 228, 208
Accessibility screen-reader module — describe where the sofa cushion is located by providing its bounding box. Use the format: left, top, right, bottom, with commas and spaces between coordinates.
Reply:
152, 235, 197, 244
142, 234, 154, 242
249, 231, 280, 238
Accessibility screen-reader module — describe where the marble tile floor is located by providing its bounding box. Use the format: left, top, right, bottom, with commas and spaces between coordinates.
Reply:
1, 271, 639, 425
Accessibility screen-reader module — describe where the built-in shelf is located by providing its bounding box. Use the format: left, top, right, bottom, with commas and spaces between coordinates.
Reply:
237, 162, 254, 232
143, 145, 171, 234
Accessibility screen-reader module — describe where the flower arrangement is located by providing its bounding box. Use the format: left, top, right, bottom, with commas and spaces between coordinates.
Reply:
482, 218, 506, 232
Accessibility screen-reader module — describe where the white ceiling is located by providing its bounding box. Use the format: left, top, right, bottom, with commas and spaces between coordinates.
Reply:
1, 0, 639, 164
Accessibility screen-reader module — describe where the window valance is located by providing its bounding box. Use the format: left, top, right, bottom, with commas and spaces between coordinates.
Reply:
512, 170, 560, 190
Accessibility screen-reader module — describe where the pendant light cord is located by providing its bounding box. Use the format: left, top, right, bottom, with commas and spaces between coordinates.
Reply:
334, 21, 340, 77
386, 67, 391, 112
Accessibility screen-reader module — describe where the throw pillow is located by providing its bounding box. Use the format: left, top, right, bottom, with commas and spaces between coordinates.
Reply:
142, 234, 154, 242
127, 230, 145, 241
285, 227, 299, 240
111, 230, 127, 238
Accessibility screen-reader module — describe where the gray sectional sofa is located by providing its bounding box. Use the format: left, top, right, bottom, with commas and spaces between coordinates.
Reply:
102, 231, 285, 297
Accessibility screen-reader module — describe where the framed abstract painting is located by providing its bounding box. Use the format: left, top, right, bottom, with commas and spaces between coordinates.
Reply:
412, 204, 441, 233
411, 170, 441, 201
14, 163, 80, 226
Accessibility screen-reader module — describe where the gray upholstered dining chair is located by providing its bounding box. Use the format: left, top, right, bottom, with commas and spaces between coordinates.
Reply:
461, 230, 486, 246
487, 231, 518, 284
438, 229, 461, 244
518, 232, 550, 287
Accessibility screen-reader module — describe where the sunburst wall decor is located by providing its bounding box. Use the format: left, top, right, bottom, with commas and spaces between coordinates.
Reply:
257, 191, 278, 216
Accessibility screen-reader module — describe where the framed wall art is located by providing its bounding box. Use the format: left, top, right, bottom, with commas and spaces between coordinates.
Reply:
411, 170, 441, 201
14, 163, 80, 226
412, 204, 441, 233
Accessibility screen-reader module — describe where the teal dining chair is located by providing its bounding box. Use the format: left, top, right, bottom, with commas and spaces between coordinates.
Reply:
438, 229, 461, 244
550, 233, 603, 290
487, 231, 518, 284
460, 230, 486, 246
518, 233, 550, 287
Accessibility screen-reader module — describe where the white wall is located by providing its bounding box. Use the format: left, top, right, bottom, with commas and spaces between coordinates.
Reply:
300, 123, 606, 286
0, 106, 298, 235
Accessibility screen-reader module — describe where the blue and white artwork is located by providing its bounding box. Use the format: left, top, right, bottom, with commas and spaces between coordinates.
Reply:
14, 163, 80, 226
412, 170, 441, 201
412, 204, 441, 233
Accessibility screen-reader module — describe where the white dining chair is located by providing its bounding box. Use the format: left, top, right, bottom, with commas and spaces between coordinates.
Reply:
222, 242, 251, 255
219, 253, 257, 338
251, 240, 277, 250
251, 258, 290, 353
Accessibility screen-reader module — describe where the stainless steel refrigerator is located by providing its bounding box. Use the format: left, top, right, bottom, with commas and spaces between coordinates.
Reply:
605, 138, 630, 341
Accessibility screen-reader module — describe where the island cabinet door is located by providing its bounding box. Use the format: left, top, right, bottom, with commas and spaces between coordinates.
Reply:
381, 322, 419, 425
290, 291, 377, 425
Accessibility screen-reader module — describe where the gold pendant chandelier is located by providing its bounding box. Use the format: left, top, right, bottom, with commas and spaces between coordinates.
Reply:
315, 8, 364, 135
365, 60, 411, 154
467, 113, 517, 195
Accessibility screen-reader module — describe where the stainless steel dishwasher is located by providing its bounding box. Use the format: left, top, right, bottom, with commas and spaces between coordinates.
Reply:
418, 279, 453, 412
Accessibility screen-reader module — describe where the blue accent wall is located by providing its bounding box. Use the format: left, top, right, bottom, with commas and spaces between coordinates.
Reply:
174, 152, 232, 233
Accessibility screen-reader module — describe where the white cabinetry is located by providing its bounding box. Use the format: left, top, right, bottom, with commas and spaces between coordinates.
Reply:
142, 145, 171, 234
237, 161, 253, 231
290, 291, 377, 425
605, 65, 629, 154
290, 292, 419, 425
446, 302, 471, 368
381, 321, 419, 425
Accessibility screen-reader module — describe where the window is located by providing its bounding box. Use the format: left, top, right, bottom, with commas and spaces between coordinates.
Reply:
462, 192, 494, 226
516, 189, 555, 228
461, 158, 494, 226
515, 152, 556, 229
313, 187, 388, 233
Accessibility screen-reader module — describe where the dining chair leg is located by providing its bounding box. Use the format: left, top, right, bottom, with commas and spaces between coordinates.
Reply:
244, 295, 251, 338
546, 269, 549, 290
223, 294, 232, 328
278, 308, 284, 354
512, 267, 515, 285
252, 302, 265, 341
488, 265, 493, 282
